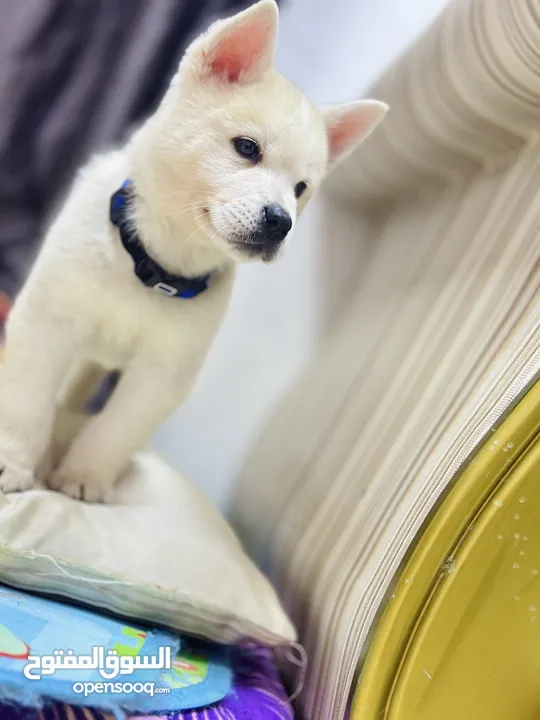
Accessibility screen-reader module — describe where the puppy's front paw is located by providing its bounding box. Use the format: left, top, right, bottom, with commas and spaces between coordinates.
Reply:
0, 463, 35, 493
48, 466, 115, 504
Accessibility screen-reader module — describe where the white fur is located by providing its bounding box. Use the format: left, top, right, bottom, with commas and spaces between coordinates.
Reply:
0, 0, 387, 502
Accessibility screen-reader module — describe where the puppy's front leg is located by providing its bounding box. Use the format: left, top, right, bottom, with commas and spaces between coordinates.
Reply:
49, 359, 196, 502
0, 310, 82, 492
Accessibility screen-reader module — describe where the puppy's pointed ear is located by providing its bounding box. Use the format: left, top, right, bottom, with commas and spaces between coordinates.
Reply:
323, 100, 388, 168
181, 0, 278, 85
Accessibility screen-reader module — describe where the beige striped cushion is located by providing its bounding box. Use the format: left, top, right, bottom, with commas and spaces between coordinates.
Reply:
233, 0, 540, 718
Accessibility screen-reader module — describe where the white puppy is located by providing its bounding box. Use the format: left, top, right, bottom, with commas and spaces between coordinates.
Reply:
0, 0, 387, 502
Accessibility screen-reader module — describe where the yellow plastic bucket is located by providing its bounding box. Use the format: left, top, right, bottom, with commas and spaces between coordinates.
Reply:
353, 378, 540, 720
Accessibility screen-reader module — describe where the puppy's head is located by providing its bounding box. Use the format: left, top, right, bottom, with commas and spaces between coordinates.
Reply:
137, 0, 387, 265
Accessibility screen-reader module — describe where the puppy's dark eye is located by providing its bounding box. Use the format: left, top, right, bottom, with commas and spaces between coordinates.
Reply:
294, 181, 307, 199
232, 137, 261, 161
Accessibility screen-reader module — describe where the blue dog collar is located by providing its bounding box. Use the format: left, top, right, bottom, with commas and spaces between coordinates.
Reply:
110, 179, 211, 299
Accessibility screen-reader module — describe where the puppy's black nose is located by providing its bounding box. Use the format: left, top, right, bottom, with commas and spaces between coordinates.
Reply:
262, 205, 292, 240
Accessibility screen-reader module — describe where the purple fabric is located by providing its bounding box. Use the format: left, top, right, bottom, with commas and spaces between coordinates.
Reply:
0, 645, 293, 720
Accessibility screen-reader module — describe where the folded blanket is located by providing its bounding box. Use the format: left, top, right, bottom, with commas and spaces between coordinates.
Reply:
0, 644, 293, 720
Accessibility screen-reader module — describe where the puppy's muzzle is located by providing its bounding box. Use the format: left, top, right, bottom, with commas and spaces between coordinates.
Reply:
230, 204, 292, 261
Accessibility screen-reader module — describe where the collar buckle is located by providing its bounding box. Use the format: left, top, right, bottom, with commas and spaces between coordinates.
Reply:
153, 282, 178, 297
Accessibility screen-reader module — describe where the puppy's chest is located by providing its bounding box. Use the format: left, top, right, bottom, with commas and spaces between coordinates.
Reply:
88, 293, 183, 369
82, 259, 232, 370
90, 311, 138, 368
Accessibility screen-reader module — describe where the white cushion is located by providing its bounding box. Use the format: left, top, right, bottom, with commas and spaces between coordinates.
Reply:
0, 451, 295, 646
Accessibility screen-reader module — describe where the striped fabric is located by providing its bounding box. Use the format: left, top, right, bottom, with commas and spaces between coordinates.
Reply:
233, 0, 540, 718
